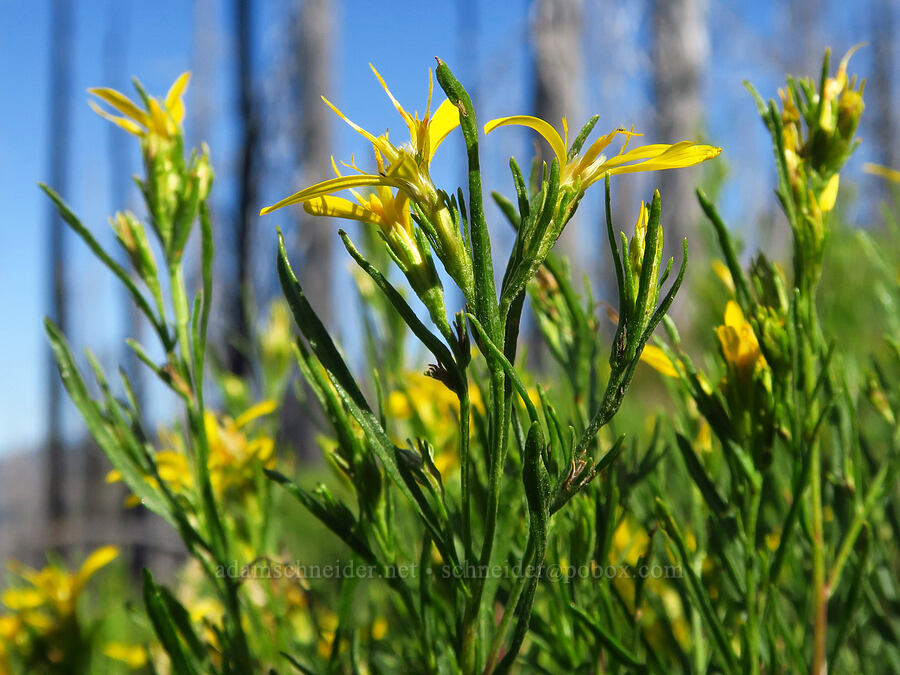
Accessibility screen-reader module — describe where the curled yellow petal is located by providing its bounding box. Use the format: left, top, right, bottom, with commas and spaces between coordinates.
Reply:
88, 87, 150, 128
88, 101, 145, 136
261, 174, 405, 215
484, 115, 567, 167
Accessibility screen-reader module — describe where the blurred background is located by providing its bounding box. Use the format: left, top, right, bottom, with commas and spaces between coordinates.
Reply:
0, 0, 896, 566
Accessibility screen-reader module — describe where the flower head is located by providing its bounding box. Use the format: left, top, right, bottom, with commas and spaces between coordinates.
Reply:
484, 114, 721, 196
261, 65, 459, 216
2, 547, 118, 621
89, 72, 190, 141
106, 401, 277, 506
205, 399, 278, 496
716, 301, 765, 376
262, 65, 474, 299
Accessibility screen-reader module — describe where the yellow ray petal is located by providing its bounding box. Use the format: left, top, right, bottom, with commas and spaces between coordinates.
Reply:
73, 546, 119, 595
148, 98, 170, 135
426, 98, 461, 162
321, 95, 382, 148
369, 64, 411, 126
88, 100, 145, 136
864, 162, 900, 184
484, 115, 567, 167
818, 174, 840, 212
580, 127, 642, 166
165, 71, 191, 121
88, 87, 150, 128
2, 588, 45, 611
304, 196, 385, 225
640, 345, 679, 378
723, 300, 745, 328
606, 143, 721, 175
235, 399, 278, 428
261, 174, 406, 215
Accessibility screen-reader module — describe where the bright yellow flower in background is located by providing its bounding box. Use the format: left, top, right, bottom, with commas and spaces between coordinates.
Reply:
103, 642, 148, 669
0, 546, 118, 658
89, 72, 190, 140
107, 401, 277, 506
206, 399, 278, 496
716, 301, 766, 376
484, 114, 721, 196
389, 374, 466, 475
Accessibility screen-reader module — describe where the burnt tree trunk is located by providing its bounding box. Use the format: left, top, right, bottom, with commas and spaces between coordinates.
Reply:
45, 0, 74, 531
651, 0, 708, 320
230, 0, 260, 376
285, 0, 334, 460
532, 0, 583, 267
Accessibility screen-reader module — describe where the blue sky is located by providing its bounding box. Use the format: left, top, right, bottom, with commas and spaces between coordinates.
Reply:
0, 0, 884, 454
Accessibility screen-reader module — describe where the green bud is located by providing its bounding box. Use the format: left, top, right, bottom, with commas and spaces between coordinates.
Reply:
111, 210, 157, 284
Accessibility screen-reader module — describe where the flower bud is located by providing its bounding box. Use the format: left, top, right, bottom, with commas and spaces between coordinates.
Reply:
111, 211, 157, 284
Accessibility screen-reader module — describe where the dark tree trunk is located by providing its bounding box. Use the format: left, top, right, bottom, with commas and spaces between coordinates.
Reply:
532, 0, 583, 267
45, 0, 73, 529
651, 0, 708, 264
230, 0, 260, 376
871, 0, 898, 182
284, 0, 334, 460
293, 0, 334, 328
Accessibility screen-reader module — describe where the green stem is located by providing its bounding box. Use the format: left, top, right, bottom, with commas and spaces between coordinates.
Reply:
745, 488, 762, 675
460, 390, 473, 564
485, 537, 536, 670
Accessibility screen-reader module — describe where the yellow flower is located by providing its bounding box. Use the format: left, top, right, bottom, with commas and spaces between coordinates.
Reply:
261, 66, 459, 216
260, 66, 474, 297
819, 44, 864, 134
89, 72, 190, 140
106, 446, 193, 507
107, 401, 276, 505
387, 373, 486, 476
206, 400, 278, 496
2, 547, 118, 623
483, 114, 720, 196
716, 301, 766, 375
103, 642, 148, 669
371, 616, 389, 641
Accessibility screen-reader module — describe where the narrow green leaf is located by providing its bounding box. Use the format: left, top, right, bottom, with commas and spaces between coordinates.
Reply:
142, 570, 201, 675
